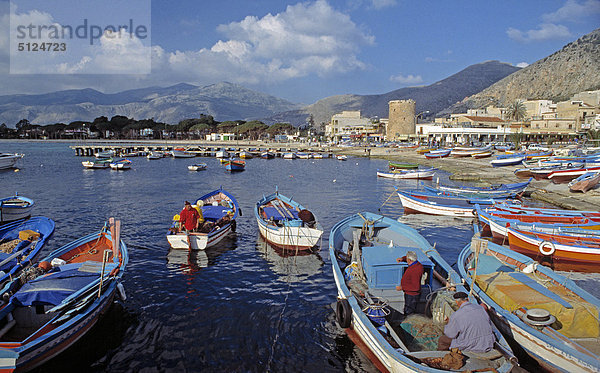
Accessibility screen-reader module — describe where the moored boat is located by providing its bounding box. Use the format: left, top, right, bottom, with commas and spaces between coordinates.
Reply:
261, 151, 275, 159
239, 151, 254, 159
254, 190, 322, 251
146, 151, 163, 160
166, 188, 239, 250
109, 158, 132, 170
548, 165, 600, 184
377, 168, 436, 180
388, 161, 419, 169
0, 195, 34, 223
472, 151, 493, 159
458, 234, 600, 372
283, 152, 297, 159
424, 149, 451, 159
0, 154, 24, 170
331, 212, 516, 373
82, 159, 112, 169
397, 190, 490, 217
187, 163, 207, 171
0, 218, 128, 372
215, 150, 230, 159
223, 159, 245, 172
336, 155, 348, 161
568, 171, 600, 193
490, 155, 525, 168
428, 178, 531, 198
171, 148, 196, 158
451, 145, 492, 157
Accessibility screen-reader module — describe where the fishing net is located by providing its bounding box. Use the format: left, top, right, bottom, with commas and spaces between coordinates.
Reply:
0, 239, 21, 254
430, 290, 458, 324
399, 314, 444, 351
421, 348, 465, 370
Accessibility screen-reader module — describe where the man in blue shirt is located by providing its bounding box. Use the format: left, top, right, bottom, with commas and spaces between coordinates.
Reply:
437, 292, 496, 352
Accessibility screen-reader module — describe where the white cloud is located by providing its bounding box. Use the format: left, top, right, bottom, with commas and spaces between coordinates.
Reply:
506, 23, 572, 43
389, 73, 423, 85
516, 62, 529, 68
542, 0, 600, 22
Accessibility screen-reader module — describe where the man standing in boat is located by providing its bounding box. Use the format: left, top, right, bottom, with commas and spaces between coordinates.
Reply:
396, 251, 423, 316
179, 201, 200, 232
438, 292, 495, 352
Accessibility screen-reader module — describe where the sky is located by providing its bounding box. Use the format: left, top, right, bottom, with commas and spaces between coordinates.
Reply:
0, 0, 599, 104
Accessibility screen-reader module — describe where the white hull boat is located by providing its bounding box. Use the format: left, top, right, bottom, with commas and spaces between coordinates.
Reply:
0, 153, 24, 170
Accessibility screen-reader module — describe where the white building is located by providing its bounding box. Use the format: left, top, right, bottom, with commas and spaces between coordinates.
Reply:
326, 110, 384, 141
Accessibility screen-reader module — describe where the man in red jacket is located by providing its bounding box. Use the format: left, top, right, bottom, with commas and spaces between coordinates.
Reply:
178, 201, 200, 232
396, 251, 424, 315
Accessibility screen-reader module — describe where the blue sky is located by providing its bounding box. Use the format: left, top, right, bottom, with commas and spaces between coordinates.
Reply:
1, 0, 599, 104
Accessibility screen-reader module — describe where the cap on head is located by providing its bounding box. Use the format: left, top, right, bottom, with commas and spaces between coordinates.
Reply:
453, 291, 468, 300
184, 201, 191, 205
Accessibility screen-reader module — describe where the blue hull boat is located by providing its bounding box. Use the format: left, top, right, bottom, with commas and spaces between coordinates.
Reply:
0, 217, 55, 289
0, 218, 128, 372
330, 212, 516, 372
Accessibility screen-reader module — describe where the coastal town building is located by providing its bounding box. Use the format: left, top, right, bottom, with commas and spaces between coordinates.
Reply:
325, 110, 385, 142
387, 100, 416, 140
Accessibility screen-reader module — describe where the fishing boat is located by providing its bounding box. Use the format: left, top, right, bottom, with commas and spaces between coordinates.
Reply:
283, 153, 297, 159
490, 155, 525, 168
261, 151, 275, 159
0, 154, 24, 170
330, 212, 516, 373
492, 202, 600, 218
424, 149, 451, 159
377, 168, 436, 180
146, 151, 163, 160
166, 188, 240, 250
171, 148, 196, 158
548, 165, 600, 184
337, 155, 348, 161
187, 163, 207, 171
0, 218, 128, 372
451, 145, 492, 157
388, 161, 419, 170
254, 190, 322, 251
568, 171, 600, 193
297, 152, 311, 159
0, 195, 34, 223
311, 153, 324, 159
458, 234, 600, 372
81, 159, 112, 169
472, 151, 493, 159
416, 147, 436, 155
94, 150, 115, 159
215, 150, 230, 159
223, 159, 245, 172
397, 190, 498, 217
0, 217, 55, 288
109, 158, 132, 170
506, 226, 600, 273
428, 178, 531, 197
239, 151, 254, 159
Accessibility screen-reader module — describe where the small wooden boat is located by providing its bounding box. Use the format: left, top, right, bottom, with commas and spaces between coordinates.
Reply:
239, 151, 253, 159
424, 149, 451, 159
416, 147, 436, 155
548, 165, 600, 184
568, 171, 600, 193
451, 145, 493, 157
423, 186, 518, 200
458, 234, 600, 371
82, 159, 112, 169
377, 168, 436, 180
187, 163, 207, 171
0, 217, 55, 288
224, 159, 245, 172
397, 190, 486, 217
94, 150, 114, 159
506, 226, 600, 272
283, 153, 297, 159
0, 154, 24, 170
146, 151, 163, 160
490, 155, 525, 167
336, 155, 348, 161
254, 191, 322, 251
388, 161, 418, 170
109, 158, 132, 170
0, 218, 127, 372
492, 202, 600, 218
297, 152, 311, 159
0, 195, 34, 223
311, 153, 324, 159
215, 150, 230, 159
171, 148, 196, 158
472, 151, 493, 159
331, 212, 516, 373
166, 188, 240, 250
428, 178, 531, 198
261, 151, 275, 159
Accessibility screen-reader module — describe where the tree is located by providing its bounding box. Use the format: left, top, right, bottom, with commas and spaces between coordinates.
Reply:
505, 100, 527, 122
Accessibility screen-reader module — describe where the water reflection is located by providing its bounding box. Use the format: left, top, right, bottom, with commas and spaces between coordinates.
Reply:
166, 248, 209, 273
255, 235, 324, 282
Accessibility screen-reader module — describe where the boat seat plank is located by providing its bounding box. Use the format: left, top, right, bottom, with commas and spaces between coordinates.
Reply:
474, 255, 515, 275
349, 222, 390, 229
508, 272, 573, 309
261, 206, 298, 220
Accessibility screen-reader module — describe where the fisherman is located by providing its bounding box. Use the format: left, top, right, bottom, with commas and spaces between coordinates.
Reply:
437, 292, 496, 352
396, 251, 423, 316
178, 201, 199, 232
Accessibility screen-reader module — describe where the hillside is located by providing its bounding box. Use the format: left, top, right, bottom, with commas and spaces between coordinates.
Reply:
442, 28, 600, 114
265, 60, 520, 125
0, 82, 300, 126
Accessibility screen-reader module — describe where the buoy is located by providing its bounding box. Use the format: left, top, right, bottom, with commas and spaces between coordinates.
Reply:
14, 169, 19, 172
333, 179, 336, 183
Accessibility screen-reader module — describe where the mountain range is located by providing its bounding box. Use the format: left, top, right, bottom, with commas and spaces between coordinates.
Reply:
1, 28, 598, 128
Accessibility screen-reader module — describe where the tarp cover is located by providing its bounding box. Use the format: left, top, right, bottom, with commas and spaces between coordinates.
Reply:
202, 206, 232, 221
12, 264, 99, 306
476, 271, 599, 338
261, 206, 299, 220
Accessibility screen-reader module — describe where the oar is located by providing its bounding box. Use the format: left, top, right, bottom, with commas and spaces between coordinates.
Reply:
0, 239, 37, 268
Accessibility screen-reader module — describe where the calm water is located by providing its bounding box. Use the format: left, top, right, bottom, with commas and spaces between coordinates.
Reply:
0, 141, 596, 372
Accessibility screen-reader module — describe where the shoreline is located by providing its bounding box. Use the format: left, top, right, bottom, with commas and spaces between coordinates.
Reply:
5, 139, 599, 211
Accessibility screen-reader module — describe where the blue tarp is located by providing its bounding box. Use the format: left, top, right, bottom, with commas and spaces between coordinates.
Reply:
202, 205, 232, 220
262, 206, 299, 220
12, 265, 98, 306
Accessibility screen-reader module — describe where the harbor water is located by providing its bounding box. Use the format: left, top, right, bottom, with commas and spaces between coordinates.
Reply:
1, 141, 598, 372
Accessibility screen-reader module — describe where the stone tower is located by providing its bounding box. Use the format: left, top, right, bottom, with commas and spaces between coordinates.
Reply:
388, 100, 416, 140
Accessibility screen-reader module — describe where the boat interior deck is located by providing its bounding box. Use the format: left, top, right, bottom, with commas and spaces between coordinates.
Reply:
58, 234, 113, 263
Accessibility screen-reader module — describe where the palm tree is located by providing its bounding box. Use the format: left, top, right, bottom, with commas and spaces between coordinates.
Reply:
505, 100, 527, 147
